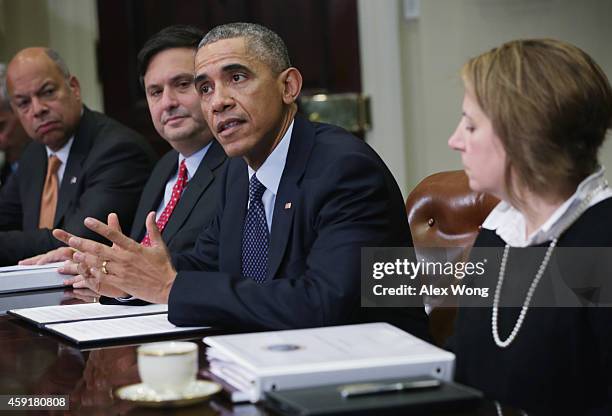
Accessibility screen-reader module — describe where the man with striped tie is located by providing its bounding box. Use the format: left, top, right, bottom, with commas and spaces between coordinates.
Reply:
55, 23, 428, 339
22, 26, 226, 295
0, 47, 155, 266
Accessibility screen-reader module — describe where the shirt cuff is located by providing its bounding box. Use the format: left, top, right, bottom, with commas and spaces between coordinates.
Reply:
115, 295, 137, 302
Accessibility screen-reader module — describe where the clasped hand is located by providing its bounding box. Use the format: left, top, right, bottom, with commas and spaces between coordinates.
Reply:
53, 212, 177, 304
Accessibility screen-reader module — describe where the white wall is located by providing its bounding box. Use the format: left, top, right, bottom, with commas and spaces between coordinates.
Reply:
0, 0, 103, 112
398, 0, 612, 189
46, 0, 103, 112
3, 0, 612, 192
358, 0, 408, 196
0, 0, 50, 61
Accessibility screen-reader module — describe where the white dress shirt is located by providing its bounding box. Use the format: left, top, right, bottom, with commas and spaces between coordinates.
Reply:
45, 137, 74, 184
482, 166, 612, 246
247, 120, 294, 232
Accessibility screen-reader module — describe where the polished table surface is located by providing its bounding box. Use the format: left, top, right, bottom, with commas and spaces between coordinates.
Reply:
0, 288, 516, 415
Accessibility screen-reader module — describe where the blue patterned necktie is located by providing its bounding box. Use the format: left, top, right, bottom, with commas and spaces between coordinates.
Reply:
241, 175, 269, 282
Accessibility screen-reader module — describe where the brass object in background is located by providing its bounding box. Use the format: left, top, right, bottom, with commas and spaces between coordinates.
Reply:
299, 93, 371, 134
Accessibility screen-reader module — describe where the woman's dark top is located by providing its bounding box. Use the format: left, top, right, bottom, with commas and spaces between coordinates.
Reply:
452, 198, 612, 415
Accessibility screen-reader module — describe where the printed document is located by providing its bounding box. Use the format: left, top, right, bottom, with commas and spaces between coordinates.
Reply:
46, 313, 208, 343
10, 302, 168, 325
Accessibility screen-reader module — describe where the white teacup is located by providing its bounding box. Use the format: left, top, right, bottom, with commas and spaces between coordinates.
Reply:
137, 341, 198, 395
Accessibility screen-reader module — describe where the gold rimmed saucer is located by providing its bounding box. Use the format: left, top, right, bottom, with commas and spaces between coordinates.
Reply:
115, 380, 222, 408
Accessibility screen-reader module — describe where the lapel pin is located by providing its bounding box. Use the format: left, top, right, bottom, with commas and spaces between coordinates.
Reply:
284, 202, 292, 209
70, 176, 77, 184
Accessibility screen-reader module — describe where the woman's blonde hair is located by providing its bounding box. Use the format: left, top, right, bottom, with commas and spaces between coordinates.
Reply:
462, 39, 612, 204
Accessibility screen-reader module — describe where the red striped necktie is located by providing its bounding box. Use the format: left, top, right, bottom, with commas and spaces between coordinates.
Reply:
141, 159, 188, 247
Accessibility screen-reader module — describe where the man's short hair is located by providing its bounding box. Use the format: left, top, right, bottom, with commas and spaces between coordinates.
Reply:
137, 25, 205, 89
0, 63, 10, 111
198, 22, 291, 74
3, 49, 70, 107
44, 48, 71, 79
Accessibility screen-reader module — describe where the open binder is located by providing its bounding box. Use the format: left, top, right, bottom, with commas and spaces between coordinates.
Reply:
9, 302, 209, 346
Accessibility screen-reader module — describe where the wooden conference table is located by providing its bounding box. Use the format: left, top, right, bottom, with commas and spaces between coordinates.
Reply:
0, 288, 515, 415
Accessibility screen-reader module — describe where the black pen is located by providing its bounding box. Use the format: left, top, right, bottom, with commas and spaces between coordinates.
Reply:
339, 379, 442, 398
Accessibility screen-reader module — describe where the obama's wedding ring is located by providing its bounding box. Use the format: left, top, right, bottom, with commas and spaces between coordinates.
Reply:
101, 260, 110, 275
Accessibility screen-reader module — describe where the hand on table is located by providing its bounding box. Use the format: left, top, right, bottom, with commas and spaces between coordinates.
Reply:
53, 212, 176, 304
19, 247, 76, 265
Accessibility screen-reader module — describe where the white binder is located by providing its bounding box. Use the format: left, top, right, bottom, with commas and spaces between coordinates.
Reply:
0, 262, 65, 294
204, 322, 455, 403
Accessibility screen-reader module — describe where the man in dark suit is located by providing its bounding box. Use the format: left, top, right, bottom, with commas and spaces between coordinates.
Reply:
23, 26, 226, 276
129, 25, 226, 253
0, 63, 30, 189
0, 47, 156, 266
56, 23, 428, 338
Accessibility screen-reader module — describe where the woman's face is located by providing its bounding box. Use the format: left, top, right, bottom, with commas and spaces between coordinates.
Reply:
448, 90, 507, 199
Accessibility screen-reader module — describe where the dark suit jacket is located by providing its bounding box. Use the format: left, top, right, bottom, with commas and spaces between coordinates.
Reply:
168, 116, 429, 338
0, 107, 156, 265
0, 159, 16, 190
129, 140, 227, 252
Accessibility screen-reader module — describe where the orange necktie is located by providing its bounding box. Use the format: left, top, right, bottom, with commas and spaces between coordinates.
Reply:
39, 155, 62, 229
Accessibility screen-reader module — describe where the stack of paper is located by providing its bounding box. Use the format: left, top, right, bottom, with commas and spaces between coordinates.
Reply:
9, 303, 209, 346
0, 262, 66, 294
204, 322, 455, 403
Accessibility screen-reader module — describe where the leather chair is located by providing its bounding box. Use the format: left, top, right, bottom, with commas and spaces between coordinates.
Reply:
405, 170, 499, 346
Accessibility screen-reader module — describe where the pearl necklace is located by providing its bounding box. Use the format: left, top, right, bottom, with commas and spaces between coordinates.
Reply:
491, 182, 607, 348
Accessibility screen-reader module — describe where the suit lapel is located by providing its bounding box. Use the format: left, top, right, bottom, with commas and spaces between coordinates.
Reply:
163, 141, 226, 243
266, 116, 314, 280
23, 145, 48, 229
132, 152, 177, 241
54, 108, 94, 227
220, 158, 248, 277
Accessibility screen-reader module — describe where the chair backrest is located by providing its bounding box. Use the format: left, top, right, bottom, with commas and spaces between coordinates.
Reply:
405, 170, 499, 345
